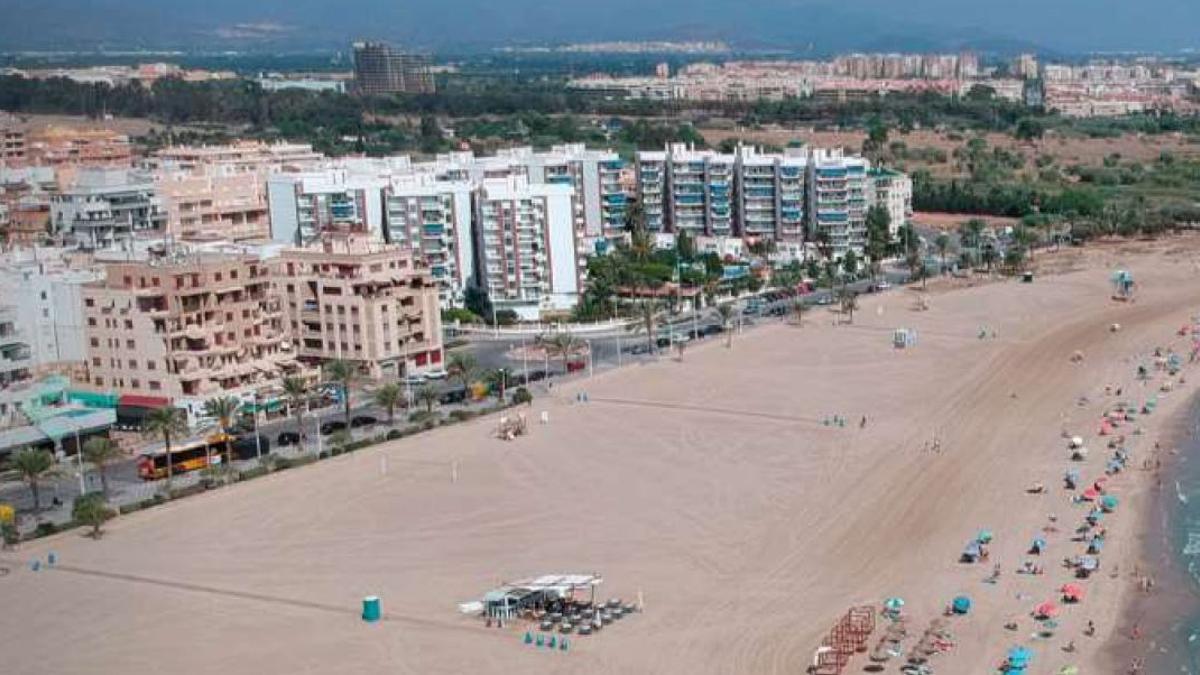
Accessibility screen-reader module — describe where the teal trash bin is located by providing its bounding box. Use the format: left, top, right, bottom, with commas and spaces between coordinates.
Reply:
362, 596, 382, 622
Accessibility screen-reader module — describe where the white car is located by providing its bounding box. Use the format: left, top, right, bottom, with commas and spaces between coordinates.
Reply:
402, 374, 426, 386
423, 368, 449, 380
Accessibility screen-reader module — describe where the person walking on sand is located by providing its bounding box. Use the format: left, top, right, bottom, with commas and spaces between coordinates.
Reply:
1085, 620, 1095, 636
860, 415, 867, 429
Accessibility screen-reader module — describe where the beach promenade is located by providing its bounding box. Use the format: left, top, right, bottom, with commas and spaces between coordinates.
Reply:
2, 238, 1198, 674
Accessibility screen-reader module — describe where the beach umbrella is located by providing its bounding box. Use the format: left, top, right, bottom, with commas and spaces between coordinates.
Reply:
1061, 583, 1085, 602
977, 529, 994, 544
1100, 495, 1119, 512
1081, 487, 1099, 501
951, 596, 972, 614
1033, 601, 1059, 619
1007, 645, 1033, 668
1029, 538, 1046, 554
884, 597, 905, 612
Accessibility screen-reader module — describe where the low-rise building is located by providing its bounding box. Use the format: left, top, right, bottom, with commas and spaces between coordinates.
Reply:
158, 166, 270, 242
81, 252, 306, 401
277, 232, 443, 379
0, 247, 101, 369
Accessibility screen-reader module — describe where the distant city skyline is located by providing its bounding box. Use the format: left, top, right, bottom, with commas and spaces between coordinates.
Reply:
0, 0, 1198, 56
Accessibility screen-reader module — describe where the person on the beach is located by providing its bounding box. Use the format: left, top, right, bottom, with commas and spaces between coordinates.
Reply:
1085, 619, 1095, 636
860, 415, 867, 429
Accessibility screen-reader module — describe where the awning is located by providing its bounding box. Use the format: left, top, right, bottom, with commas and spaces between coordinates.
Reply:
118, 394, 171, 408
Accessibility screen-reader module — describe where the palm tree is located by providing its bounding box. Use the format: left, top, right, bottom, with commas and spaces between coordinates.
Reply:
82, 437, 122, 499
281, 375, 308, 440
73, 493, 114, 539
375, 383, 403, 424
714, 303, 735, 348
11, 448, 54, 514
414, 385, 439, 413
447, 352, 478, 393
203, 395, 241, 463
627, 298, 661, 354
323, 359, 357, 424
540, 332, 583, 375
143, 407, 187, 487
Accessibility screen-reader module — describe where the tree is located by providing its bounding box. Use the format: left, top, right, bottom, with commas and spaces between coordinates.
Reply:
11, 448, 55, 514
959, 218, 986, 265
323, 360, 357, 424
628, 298, 661, 354
676, 229, 696, 262
203, 395, 241, 463
414, 385, 439, 414
73, 493, 115, 539
463, 287, 493, 324
512, 387, 533, 405
838, 289, 860, 324
841, 250, 860, 280
143, 407, 187, 487
540, 332, 583, 375
374, 383, 403, 425
865, 205, 892, 282
714, 303, 735, 348
447, 352, 478, 392
82, 437, 121, 500
1015, 118, 1045, 141
486, 369, 511, 401
281, 375, 309, 440
934, 232, 951, 274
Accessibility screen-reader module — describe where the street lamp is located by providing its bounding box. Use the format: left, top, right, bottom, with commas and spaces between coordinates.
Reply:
251, 393, 263, 463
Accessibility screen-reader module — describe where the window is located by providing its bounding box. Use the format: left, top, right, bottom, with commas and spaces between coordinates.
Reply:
214, 272, 222, 282
230, 270, 238, 280
90, 338, 99, 347
147, 361, 156, 371
39, 291, 47, 301
87, 317, 97, 327
149, 381, 161, 391
128, 359, 138, 369
123, 275, 132, 286
42, 309, 49, 318
226, 312, 234, 322
92, 357, 101, 366
126, 339, 135, 349
131, 379, 140, 388
85, 298, 95, 308
94, 377, 104, 386
152, 277, 160, 287
124, 320, 133, 330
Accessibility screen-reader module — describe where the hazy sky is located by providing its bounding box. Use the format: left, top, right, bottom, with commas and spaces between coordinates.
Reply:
1, 0, 1196, 54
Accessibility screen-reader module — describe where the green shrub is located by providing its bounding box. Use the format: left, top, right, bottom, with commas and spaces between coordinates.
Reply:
386, 429, 406, 440
34, 522, 57, 538
512, 387, 533, 405
448, 410, 475, 422
408, 410, 438, 424
118, 502, 144, 515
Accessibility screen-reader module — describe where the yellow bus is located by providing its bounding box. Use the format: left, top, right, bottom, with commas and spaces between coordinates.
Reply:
137, 433, 232, 481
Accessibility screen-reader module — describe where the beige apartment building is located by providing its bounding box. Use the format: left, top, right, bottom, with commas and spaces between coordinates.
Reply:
278, 232, 443, 379
158, 168, 271, 241
82, 253, 307, 400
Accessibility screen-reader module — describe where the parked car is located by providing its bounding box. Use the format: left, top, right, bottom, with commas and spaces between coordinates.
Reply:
423, 368, 448, 380
320, 420, 347, 435
402, 374, 426, 386
350, 415, 377, 428
231, 435, 270, 460
526, 370, 548, 382
566, 360, 586, 373
276, 431, 301, 446
438, 388, 468, 405
816, 295, 834, 306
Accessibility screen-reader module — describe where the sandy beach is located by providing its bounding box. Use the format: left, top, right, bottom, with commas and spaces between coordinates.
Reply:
3, 238, 1200, 675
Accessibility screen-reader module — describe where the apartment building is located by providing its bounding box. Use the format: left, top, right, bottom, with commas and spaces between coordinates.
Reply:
472, 177, 580, 320
23, 127, 132, 167
500, 144, 627, 238
277, 233, 443, 379
151, 141, 322, 173
51, 167, 165, 248
1, 125, 25, 166
809, 149, 870, 258
636, 144, 735, 237
81, 253, 304, 400
0, 306, 34, 424
352, 41, 435, 95
733, 146, 807, 242
158, 166, 271, 242
267, 169, 388, 245
867, 168, 912, 237
382, 175, 475, 306
0, 248, 101, 368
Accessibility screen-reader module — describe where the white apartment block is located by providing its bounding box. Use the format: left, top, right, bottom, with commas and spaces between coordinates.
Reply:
867, 168, 913, 237
382, 175, 475, 307
809, 148, 870, 258
472, 177, 579, 321
636, 144, 736, 236
0, 248, 101, 368
267, 169, 388, 245
734, 146, 807, 242
51, 167, 166, 249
